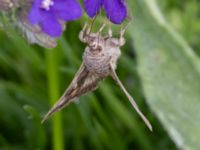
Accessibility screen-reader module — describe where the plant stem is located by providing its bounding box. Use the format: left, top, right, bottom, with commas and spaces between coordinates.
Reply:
46, 47, 64, 150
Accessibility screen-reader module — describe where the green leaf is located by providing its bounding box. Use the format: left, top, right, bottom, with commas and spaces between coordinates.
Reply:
129, 0, 200, 149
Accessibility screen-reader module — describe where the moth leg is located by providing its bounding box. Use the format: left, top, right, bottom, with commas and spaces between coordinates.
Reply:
93, 23, 106, 49
108, 28, 112, 38
79, 20, 89, 43
109, 64, 153, 131
103, 19, 112, 38
97, 23, 106, 34
118, 21, 131, 46
108, 17, 113, 38
118, 27, 126, 47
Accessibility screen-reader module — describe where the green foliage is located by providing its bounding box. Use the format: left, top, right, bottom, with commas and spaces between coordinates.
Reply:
130, 0, 200, 149
0, 0, 199, 149
158, 0, 200, 56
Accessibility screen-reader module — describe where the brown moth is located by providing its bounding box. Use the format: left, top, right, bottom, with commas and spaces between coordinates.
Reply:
42, 21, 152, 131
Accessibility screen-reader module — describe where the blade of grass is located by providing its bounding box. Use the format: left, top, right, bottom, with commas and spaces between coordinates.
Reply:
46, 43, 64, 150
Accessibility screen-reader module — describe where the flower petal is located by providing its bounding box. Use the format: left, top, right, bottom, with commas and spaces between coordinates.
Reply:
28, 0, 43, 24
53, 0, 82, 21
41, 13, 62, 37
83, 0, 102, 18
103, 0, 127, 24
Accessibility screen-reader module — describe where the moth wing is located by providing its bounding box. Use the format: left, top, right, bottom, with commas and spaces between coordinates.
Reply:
110, 64, 152, 131
42, 63, 102, 122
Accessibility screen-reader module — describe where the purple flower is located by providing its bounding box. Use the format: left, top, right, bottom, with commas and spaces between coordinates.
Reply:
28, 0, 82, 37
83, 0, 127, 24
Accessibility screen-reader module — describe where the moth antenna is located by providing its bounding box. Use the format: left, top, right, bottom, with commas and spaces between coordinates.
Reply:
110, 64, 153, 131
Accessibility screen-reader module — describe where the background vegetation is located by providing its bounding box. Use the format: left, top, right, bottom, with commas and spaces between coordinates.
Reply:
0, 0, 199, 149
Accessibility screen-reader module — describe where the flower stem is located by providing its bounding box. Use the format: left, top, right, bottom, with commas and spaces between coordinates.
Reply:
46, 47, 64, 150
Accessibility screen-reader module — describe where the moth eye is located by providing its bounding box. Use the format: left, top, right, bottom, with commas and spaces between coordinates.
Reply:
96, 46, 102, 52
90, 38, 94, 43
87, 36, 95, 43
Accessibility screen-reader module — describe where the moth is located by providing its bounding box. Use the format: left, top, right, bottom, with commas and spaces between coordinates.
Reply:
42, 21, 152, 131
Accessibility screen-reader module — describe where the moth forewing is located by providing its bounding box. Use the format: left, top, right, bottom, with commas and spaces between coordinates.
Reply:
110, 64, 153, 131
42, 63, 102, 123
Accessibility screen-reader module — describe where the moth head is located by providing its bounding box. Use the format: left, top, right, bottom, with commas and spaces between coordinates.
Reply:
86, 33, 103, 51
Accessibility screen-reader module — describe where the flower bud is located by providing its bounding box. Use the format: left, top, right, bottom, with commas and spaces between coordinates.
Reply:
0, 0, 13, 11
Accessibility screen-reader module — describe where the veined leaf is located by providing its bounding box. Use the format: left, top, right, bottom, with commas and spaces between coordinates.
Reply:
129, 0, 200, 149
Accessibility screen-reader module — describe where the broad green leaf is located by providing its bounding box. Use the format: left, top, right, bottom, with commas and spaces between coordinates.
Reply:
129, 0, 200, 149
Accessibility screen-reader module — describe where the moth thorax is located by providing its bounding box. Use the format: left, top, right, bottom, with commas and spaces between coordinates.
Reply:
108, 47, 121, 70
83, 47, 112, 76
